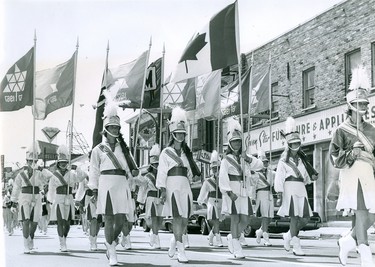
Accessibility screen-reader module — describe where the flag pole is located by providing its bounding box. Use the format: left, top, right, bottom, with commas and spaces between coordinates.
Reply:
134, 37, 152, 161
32, 30, 37, 172
246, 52, 254, 148
159, 43, 166, 148
68, 38, 79, 167
268, 53, 272, 164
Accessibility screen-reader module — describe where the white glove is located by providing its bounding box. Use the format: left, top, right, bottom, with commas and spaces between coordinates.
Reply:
10, 207, 17, 213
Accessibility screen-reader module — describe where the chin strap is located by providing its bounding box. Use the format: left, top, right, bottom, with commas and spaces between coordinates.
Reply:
104, 128, 120, 138
172, 133, 184, 143
348, 103, 367, 115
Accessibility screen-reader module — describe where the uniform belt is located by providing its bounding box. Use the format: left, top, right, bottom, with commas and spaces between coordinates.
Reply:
21, 186, 40, 194
228, 174, 243, 181
208, 191, 222, 198
147, 190, 158, 197
167, 166, 188, 177
285, 176, 304, 182
101, 169, 126, 176
256, 186, 271, 192
56, 186, 73, 195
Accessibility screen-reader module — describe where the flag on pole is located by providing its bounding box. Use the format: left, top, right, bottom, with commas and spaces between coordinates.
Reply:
143, 57, 162, 109
0, 47, 34, 112
33, 51, 76, 120
172, 1, 238, 83
163, 78, 196, 110
111, 51, 148, 108
195, 70, 222, 120
181, 78, 197, 111
250, 65, 270, 114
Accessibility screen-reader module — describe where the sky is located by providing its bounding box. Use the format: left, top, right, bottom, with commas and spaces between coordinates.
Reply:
0, 0, 346, 168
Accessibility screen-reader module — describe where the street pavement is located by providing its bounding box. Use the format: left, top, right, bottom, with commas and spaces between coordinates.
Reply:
2, 223, 375, 267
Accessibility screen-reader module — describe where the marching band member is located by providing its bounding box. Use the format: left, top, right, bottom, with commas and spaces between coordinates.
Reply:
197, 150, 224, 247
156, 106, 201, 263
275, 117, 318, 256
329, 67, 375, 267
253, 150, 275, 247
89, 99, 138, 266
137, 144, 164, 249
219, 117, 263, 259
11, 143, 52, 253
47, 144, 85, 252
74, 159, 102, 251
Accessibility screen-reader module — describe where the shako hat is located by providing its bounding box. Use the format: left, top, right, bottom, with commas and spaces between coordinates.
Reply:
57, 144, 69, 162
149, 144, 160, 164
281, 117, 301, 144
169, 106, 187, 134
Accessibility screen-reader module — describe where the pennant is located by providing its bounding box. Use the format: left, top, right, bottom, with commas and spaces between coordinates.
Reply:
112, 51, 148, 108
172, 1, 238, 82
34, 51, 76, 120
0, 47, 34, 111
143, 57, 162, 109
195, 70, 222, 120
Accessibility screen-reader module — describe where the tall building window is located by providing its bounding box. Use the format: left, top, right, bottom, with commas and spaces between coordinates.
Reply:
271, 82, 279, 117
303, 67, 315, 108
372, 42, 375, 90
345, 49, 361, 92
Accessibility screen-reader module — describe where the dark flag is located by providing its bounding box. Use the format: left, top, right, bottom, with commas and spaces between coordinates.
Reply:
143, 57, 162, 109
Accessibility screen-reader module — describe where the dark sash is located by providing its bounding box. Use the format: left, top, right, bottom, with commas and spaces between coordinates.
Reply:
145, 172, 156, 185
164, 147, 184, 166
53, 170, 68, 186
257, 172, 271, 187
283, 160, 304, 180
20, 171, 33, 187
98, 144, 124, 170
340, 121, 374, 152
225, 155, 243, 175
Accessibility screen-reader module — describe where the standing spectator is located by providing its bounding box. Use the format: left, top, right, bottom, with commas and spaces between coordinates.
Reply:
47, 144, 85, 252
38, 185, 50, 235
253, 150, 276, 247
197, 150, 224, 247
156, 107, 201, 263
11, 143, 52, 253
137, 144, 164, 249
219, 117, 264, 259
274, 117, 318, 256
329, 67, 375, 267
89, 101, 138, 266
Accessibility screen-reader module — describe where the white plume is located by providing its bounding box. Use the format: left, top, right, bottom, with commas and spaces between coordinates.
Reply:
169, 106, 187, 125
257, 148, 266, 159
26, 141, 41, 155
102, 89, 118, 119
285, 117, 297, 135
210, 150, 219, 164
57, 144, 69, 156
150, 144, 161, 157
227, 117, 241, 135
349, 66, 370, 91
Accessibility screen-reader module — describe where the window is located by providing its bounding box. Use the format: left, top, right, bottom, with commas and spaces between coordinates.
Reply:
303, 67, 315, 108
192, 122, 198, 139
271, 82, 279, 117
372, 43, 375, 90
345, 49, 361, 92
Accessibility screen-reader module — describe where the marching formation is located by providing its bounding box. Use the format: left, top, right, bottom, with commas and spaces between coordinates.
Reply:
3, 66, 375, 267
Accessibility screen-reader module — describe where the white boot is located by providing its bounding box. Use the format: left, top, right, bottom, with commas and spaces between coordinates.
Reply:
255, 229, 263, 244
153, 234, 161, 249
182, 234, 190, 248
168, 236, 176, 258
106, 241, 118, 266
215, 233, 223, 247
208, 230, 214, 246
239, 232, 248, 246
59, 236, 68, 252
283, 231, 292, 252
337, 233, 356, 265
233, 238, 245, 259
121, 234, 131, 250
263, 232, 272, 247
292, 236, 305, 256
227, 234, 234, 254
358, 244, 374, 267
24, 237, 30, 254
149, 233, 155, 247
28, 237, 34, 250
89, 236, 98, 251
177, 241, 188, 263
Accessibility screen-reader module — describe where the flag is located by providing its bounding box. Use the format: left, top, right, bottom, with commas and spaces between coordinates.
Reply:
221, 68, 250, 118
143, 57, 162, 109
0, 47, 34, 111
250, 65, 270, 114
112, 51, 148, 108
162, 78, 196, 110
195, 70, 222, 120
172, 1, 238, 83
181, 78, 196, 111
34, 51, 76, 120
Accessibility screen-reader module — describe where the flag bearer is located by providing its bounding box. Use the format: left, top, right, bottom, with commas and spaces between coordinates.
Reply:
219, 117, 263, 259
156, 107, 201, 263
11, 143, 52, 253
47, 144, 86, 252
197, 150, 224, 247
329, 67, 375, 267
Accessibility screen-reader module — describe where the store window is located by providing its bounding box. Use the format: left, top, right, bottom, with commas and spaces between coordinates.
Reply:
345, 49, 361, 92
302, 67, 315, 108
